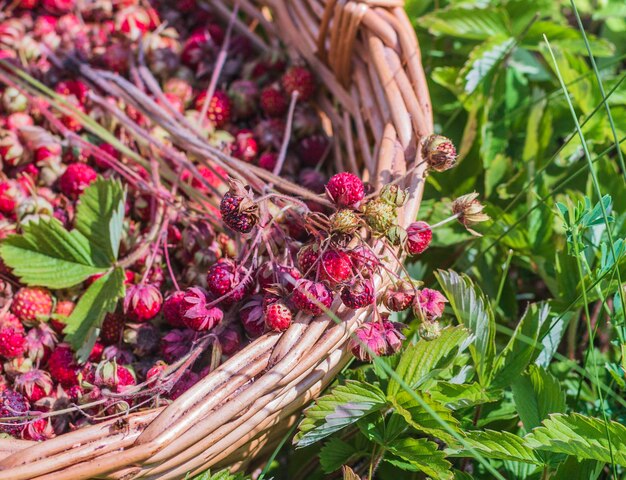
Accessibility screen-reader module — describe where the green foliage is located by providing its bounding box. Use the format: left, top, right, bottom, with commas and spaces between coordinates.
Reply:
454, 430, 543, 465
0, 178, 126, 361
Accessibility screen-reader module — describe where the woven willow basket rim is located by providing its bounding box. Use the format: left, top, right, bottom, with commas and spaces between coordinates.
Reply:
0, 0, 432, 478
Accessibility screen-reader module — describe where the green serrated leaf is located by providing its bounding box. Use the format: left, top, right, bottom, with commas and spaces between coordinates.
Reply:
420, 6, 510, 40
492, 303, 551, 388
319, 437, 365, 473
436, 270, 496, 386
385, 438, 453, 479
512, 365, 566, 432
188, 469, 249, 480
460, 37, 515, 95
525, 413, 626, 466
553, 456, 603, 480
0, 218, 107, 289
294, 381, 387, 448
452, 430, 543, 465
75, 177, 126, 263
430, 381, 502, 410
391, 391, 460, 443
64, 267, 126, 362
387, 326, 469, 396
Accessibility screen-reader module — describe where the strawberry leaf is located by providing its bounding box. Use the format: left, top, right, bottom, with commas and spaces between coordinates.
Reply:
74, 177, 126, 263
0, 217, 107, 289
64, 267, 126, 362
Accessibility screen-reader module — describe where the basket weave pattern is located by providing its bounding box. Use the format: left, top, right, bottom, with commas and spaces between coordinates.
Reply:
0, 1, 432, 478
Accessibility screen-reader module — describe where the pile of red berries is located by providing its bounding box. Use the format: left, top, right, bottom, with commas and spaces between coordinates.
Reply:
0, 0, 479, 442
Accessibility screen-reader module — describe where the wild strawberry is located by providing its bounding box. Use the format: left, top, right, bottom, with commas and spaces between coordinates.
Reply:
340, 279, 375, 309
319, 250, 353, 286
0, 389, 28, 436
254, 118, 285, 150
195, 90, 231, 128
22, 418, 54, 441
123, 284, 162, 322
89, 341, 104, 362
170, 370, 199, 400
47, 344, 78, 387
146, 361, 167, 381
161, 329, 194, 362
325, 173, 365, 209
25, 323, 57, 363
297, 243, 320, 276
239, 295, 264, 338
282, 66, 315, 101
181, 26, 223, 67
6, 112, 33, 131
0, 182, 20, 215
298, 168, 326, 194
54, 80, 89, 105
42, 0, 74, 14
452, 192, 490, 231
349, 322, 387, 362
100, 313, 125, 345
163, 291, 186, 327
115, 6, 152, 41
11, 287, 53, 325
383, 280, 416, 312
0, 129, 25, 167
297, 134, 329, 167
382, 320, 405, 354
220, 180, 259, 234
231, 129, 258, 163
257, 152, 278, 171
257, 263, 301, 293
1, 87, 28, 113
180, 287, 223, 331
264, 302, 292, 332
413, 288, 447, 321
228, 79, 258, 119
0, 324, 25, 359
206, 259, 250, 304
292, 279, 333, 316
422, 134, 457, 172
329, 209, 361, 235
94, 360, 136, 393
92, 143, 120, 169
418, 321, 442, 341
101, 42, 129, 73
363, 198, 396, 235
14, 369, 53, 402
218, 327, 241, 355
406, 221, 432, 255
260, 86, 287, 117
58, 163, 97, 198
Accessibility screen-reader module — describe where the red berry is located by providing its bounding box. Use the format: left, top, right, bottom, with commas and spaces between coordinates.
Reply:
297, 134, 329, 167
297, 243, 320, 276
161, 329, 194, 362
239, 296, 265, 338
100, 313, 125, 345
11, 287, 53, 325
260, 86, 287, 117
218, 327, 241, 355
115, 6, 152, 41
220, 183, 259, 234
94, 360, 136, 393
206, 260, 250, 304
163, 291, 186, 327
123, 284, 162, 322
228, 79, 258, 119
348, 245, 379, 278
406, 221, 432, 255
14, 369, 53, 402
180, 287, 223, 331
0, 325, 25, 359
257, 152, 278, 171
58, 163, 97, 198
414, 288, 448, 321
0, 389, 28, 436
54, 80, 89, 105
422, 134, 457, 172
89, 341, 104, 362
195, 90, 231, 128
383, 281, 416, 312
22, 418, 55, 441
231, 129, 258, 163
282, 66, 315, 101
47, 344, 78, 387
264, 302, 292, 332
319, 250, 353, 286
42, 0, 74, 15
257, 263, 302, 293
325, 172, 365, 208
340, 279, 375, 309
0, 181, 20, 215
170, 370, 199, 400
292, 279, 333, 316
350, 322, 387, 362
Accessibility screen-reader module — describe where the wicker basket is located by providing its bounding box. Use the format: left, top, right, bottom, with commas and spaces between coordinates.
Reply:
0, 0, 432, 478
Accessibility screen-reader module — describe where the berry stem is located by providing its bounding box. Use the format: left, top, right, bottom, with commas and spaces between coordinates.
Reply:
272, 91, 299, 178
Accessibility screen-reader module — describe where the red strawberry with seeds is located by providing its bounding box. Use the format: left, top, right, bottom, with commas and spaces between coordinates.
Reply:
0, 323, 25, 359
231, 129, 258, 163
0, 389, 28, 436
297, 134, 329, 167
282, 66, 316, 101
340, 279, 375, 309
100, 313, 125, 345
260, 86, 287, 117
123, 284, 162, 322
194, 90, 231, 128
180, 287, 223, 331
264, 302, 292, 332
405, 221, 432, 255
319, 250, 353, 286
11, 287, 53, 325
292, 279, 333, 316
163, 291, 186, 327
219, 180, 259, 234
14, 369, 53, 402
47, 344, 79, 387
325, 172, 365, 209
58, 163, 97, 198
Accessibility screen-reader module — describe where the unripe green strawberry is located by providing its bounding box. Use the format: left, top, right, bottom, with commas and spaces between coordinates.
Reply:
363, 198, 396, 235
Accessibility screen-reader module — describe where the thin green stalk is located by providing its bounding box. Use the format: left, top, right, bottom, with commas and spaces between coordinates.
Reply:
494, 249, 513, 308
570, 0, 626, 183
257, 422, 298, 480
571, 228, 617, 478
